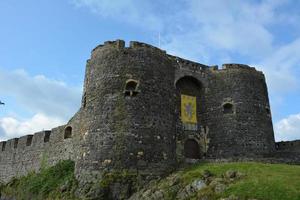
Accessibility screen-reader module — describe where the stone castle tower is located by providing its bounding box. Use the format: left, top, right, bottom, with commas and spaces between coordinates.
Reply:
0, 39, 284, 187
73, 39, 275, 182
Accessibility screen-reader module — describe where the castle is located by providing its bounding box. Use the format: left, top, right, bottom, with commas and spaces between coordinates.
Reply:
0, 40, 299, 187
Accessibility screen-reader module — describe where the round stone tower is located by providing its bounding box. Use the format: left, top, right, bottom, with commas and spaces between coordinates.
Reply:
75, 40, 177, 183
205, 64, 275, 158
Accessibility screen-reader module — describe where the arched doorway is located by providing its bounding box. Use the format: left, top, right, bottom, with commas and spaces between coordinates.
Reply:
175, 76, 202, 96
184, 139, 200, 159
175, 76, 203, 130
64, 126, 72, 139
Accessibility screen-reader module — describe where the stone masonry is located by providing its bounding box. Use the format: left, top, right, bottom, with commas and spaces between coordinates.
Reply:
0, 39, 299, 186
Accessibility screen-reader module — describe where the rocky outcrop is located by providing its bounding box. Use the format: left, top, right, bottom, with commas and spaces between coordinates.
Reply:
129, 169, 245, 200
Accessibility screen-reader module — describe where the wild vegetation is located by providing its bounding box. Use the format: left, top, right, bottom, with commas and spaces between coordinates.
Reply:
0, 161, 299, 200
131, 162, 300, 200
0, 160, 78, 200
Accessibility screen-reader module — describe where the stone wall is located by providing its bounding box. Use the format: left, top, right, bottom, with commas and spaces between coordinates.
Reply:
171, 55, 211, 162
171, 58, 275, 160
0, 125, 76, 182
203, 64, 275, 158
0, 39, 295, 189
75, 40, 177, 185
272, 140, 300, 163
276, 140, 300, 152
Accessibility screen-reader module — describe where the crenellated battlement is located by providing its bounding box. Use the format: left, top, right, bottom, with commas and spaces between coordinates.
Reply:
91, 39, 166, 59
167, 54, 210, 72
129, 41, 166, 53
92, 39, 125, 51
0, 39, 298, 193
0, 124, 77, 182
276, 140, 300, 152
221, 63, 263, 74
223, 63, 254, 70
0, 130, 51, 152
208, 63, 265, 80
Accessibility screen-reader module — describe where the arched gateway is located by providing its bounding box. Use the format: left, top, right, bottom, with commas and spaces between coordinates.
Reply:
184, 139, 201, 159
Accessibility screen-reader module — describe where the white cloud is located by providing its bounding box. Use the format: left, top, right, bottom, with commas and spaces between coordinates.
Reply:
0, 113, 64, 141
256, 38, 300, 94
70, 0, 300, 142
71, 0, 163, 31
70, 0, 294, 62
0, 69, 82, 140
182, 0, 276, 57
0, 69, 81, 119
162, 31, 210, 62
159, 0, 295, 67
275, 113, 300, 141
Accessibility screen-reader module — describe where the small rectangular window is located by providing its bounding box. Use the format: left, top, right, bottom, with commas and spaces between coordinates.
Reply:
14, 138, 19, 149
44, 131, 51, 143
1, 142, 6, 151
26, 135, 33, 146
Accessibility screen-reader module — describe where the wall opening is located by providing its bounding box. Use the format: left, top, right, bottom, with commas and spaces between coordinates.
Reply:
14, 138, 19, 149
26, 135, 33, 146
175, 76, 202, 96
223, 103, 234, 114
64, 126, 72, 139
266, 107, 271, 117
44, 131, 51, 143
83, 95, 87, 108
1, 142, 6, 151
184, 139, 201, 159
124, 79, 139, 97
175, 76, 203, 131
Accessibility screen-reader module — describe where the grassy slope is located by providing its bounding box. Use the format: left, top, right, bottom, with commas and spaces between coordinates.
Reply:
0, 160, 78, 200
173, 162, 300, 200
0, 161, 299, 200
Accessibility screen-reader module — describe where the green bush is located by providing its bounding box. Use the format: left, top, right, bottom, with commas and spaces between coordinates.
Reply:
0, 160, 78, 200
1, 161, 299, 200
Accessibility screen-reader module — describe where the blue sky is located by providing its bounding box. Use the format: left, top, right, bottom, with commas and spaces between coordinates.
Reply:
0, 0, 300, 141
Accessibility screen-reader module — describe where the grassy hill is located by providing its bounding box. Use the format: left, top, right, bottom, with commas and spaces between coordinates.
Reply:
132, 162, 300, 200
0, 161, 299, 200
0, 160, 78, 200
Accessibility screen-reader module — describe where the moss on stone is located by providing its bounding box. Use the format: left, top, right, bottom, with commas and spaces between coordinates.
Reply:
112, 94, 129, 168
99, 170, 137, 188
90, 170, 138, 200
0, 160, 78, 200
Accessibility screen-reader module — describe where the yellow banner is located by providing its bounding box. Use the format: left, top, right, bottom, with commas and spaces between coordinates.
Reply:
181, 95, 197, 124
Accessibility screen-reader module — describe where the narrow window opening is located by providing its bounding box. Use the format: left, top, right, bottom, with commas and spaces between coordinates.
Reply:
83, 94, 87, 108
44, 131, 51, 143
266, 107, 271, 116
223, 103, 234, 114
14, 138, 19, 149
26, 135, 33, 146
2, 142, 6, 151
64, 126, 72, 139
124, 79, 139, 97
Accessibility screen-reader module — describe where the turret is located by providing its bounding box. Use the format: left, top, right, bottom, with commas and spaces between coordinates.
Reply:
76, 40, 177, 183
205, 63, 275, 158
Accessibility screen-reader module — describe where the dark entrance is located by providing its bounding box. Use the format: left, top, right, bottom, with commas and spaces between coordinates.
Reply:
184, 139, 200, 159
175, 76, 203, 130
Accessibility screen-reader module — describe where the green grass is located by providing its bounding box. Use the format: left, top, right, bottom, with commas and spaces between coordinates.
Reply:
1, 161, 299, 200
172, 162, 300, 200
0, 160, 78, 200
